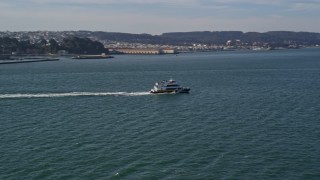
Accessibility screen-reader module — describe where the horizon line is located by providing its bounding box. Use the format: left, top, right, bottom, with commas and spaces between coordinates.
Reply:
1, 30, 320, 35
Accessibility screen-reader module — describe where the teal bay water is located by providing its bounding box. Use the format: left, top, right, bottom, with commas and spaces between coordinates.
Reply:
1, 49, 320, 179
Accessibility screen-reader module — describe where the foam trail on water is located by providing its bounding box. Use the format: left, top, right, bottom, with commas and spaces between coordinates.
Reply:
0, 92, 151, 99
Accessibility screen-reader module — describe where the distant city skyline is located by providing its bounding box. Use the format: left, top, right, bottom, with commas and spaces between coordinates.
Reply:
1, 0, 320, 34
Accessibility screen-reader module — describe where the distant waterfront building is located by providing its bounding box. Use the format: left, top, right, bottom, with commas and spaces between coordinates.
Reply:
111, 48, 162, 55
162, 48, 177, 54
110, 48, 178, 55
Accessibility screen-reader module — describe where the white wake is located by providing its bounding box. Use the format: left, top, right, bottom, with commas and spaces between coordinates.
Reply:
0, 92, 151, 99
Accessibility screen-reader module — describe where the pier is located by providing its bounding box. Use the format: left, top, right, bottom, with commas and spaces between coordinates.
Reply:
0, 58, 59, 64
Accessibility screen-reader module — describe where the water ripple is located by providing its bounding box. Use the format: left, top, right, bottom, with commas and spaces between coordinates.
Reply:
0, 92, 151, 99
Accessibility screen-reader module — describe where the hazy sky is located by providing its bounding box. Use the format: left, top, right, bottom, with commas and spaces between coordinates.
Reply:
1, 0, 319, 34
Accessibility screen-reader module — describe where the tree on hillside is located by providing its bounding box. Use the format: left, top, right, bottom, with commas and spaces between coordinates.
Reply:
61, 37, 108, 54
0, 37, 19, 54
48, 39, 59, 53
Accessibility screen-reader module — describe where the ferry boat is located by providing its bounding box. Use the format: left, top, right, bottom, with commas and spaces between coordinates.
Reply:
150, 79, 190, 94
